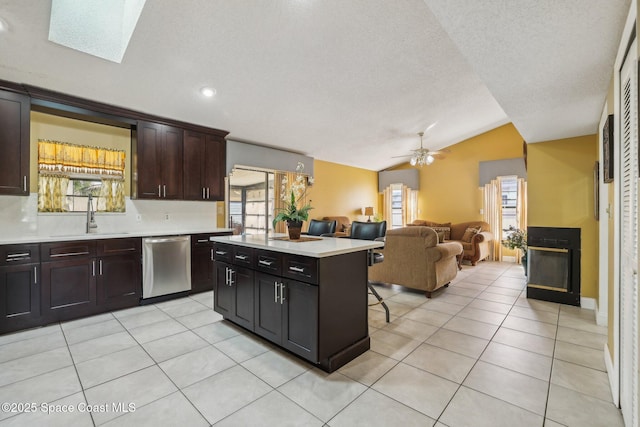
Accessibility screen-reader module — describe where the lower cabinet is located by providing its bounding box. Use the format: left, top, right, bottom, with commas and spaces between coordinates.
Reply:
40, 238, 141, 323
41, 257, 97, 322
191, 232, 232, 294
254, 272, 318, 361
214, 262, 254, 330
0, 244, 41, 334
0, 263, 41, 334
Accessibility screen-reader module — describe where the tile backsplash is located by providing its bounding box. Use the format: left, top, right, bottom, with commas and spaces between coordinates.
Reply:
0, 194, 220, 239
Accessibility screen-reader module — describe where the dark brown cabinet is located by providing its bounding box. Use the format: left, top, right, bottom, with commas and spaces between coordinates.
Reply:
41, 240, 98, 322
134, 121, 183, 199
191, 233, 232, 294
213, 242, 370, 372
254, 272, 318, 361
214, 261, 254, 330
96, 238, 141, 311
0, 244, 40, 333
40, 238, 141, 323
183, 131, 226, 201
0, 89, 30, 195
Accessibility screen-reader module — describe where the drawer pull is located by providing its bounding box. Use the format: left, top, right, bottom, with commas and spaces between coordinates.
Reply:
215, 250, 228, 256
197, 239, 209, 243
235, 254, 248, 260
259, 259, 274, 266
6, 252, 30, 260
50, 251, 90, 258
289, 266, 305, 273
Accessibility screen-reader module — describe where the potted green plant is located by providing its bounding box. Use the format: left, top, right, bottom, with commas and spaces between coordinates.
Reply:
502, 225, 528, 274
272, 162, 313, 239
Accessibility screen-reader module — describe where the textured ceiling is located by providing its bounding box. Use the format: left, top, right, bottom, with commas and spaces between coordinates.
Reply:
0, 0, 631, 171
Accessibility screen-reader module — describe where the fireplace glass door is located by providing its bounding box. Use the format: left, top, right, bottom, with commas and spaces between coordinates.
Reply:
527, 247, 570, 292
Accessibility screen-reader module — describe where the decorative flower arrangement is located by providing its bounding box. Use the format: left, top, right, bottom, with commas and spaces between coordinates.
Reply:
272, 162, 313, 231
502, 225, 527, 253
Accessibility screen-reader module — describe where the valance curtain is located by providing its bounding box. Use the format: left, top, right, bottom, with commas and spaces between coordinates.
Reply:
37, 140, 126, 212
38, 140, 125, 179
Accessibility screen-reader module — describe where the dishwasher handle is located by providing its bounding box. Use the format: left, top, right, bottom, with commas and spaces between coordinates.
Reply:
144, 236, 189, 244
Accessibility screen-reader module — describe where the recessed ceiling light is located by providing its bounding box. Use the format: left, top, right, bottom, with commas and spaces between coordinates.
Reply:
200, 87, 216, 97
0, 17, 8, 33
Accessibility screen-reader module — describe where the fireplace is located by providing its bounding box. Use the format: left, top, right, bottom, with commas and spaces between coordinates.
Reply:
527, 227, 581, 306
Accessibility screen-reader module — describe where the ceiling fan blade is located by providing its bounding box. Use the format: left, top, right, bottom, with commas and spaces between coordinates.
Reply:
391, 154, 412, 158
431, 153, 447, 160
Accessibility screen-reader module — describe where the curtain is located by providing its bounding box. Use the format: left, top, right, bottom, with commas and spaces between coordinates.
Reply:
273, 171, 298, 233
483, 179, 501, 261
381, 185, 417, 227
38, 140, 126, 213
382, 186, 393, 224
516, 178, 528, 262
403, 185, 418, 225
98, 179, 126, 212
38, 140, 125, 178
38, 174, 69, 212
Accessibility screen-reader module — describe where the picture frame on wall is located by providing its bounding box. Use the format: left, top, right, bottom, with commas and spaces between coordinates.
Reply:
603, 114, 614, 183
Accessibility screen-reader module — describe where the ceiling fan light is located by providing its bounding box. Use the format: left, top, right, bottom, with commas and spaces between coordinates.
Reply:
426, 155, 434, 165
410, 156, 417, 166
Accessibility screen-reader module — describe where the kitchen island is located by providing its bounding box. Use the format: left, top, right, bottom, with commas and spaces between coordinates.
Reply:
210, 234, 384, 372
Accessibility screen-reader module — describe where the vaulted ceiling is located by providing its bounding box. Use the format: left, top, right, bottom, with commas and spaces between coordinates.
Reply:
0, 0, 631, 171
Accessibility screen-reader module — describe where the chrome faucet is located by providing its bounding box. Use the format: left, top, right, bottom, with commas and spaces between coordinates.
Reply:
86, 194, 98, 233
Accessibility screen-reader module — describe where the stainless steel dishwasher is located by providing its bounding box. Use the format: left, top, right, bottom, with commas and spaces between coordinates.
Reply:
142, 235, 191, 300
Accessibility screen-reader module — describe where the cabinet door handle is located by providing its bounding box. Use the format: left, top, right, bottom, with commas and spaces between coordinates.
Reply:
163, 185, 166, 198
33, 266, 37, 284
23, 176, 27, 192
210, 249, 214, 261
289, 266, 305, 273
229, 269, 235, 286
280, 283, 286, 304
207, 188, 210, 199
202, 188, 205, 199
235, 254, 248, 260
158, 185, 161, 197
274, 281, 279, 303
99, 259, 103, 276
258, 259, 273, 266
92, 260, 96, 277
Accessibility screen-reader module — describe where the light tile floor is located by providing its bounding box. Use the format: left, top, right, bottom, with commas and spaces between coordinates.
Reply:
0, 262, 624, 426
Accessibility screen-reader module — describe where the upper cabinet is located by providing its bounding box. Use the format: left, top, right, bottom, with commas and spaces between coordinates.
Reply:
134, 121, 184, 200
0, 89, 30, 195
183, 130, 226, 201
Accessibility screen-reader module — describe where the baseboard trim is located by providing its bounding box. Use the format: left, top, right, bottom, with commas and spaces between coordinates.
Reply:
580, 296, 596, 310
595, 300, 608, 326
605, 342, 619, 406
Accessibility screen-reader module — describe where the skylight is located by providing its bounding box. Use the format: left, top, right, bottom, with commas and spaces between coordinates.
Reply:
48, 0, 146, 63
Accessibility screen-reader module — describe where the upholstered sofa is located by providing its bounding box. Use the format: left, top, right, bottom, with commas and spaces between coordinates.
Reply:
322, 216, 351, 236
410, 220, 494, 266
368, 226, 463, 297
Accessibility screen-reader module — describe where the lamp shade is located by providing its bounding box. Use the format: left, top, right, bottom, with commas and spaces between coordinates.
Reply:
364, 207, 374, 216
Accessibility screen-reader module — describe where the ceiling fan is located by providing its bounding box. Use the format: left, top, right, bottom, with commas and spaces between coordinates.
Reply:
393, 128, 450, 166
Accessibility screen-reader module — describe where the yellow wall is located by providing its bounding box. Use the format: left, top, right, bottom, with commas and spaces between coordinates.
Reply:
527, 135, 598, 299
30, 112, 132, 195
309, 160, 378, 222
392, 123, 524, 223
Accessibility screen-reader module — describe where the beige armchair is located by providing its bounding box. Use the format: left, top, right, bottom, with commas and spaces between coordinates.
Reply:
368, 226, 463, 298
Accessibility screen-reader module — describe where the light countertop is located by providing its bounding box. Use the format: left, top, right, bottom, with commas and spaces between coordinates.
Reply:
210, 234, 384, 258
0, 228, 234, 245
